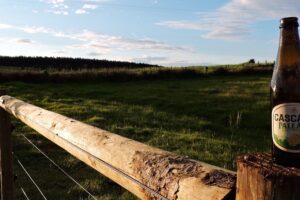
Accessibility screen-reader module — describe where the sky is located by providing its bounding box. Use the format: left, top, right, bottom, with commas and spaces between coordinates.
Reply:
0, 0, 300, 66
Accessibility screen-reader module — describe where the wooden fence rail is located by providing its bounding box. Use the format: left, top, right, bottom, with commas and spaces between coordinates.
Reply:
0, 95, 236, 200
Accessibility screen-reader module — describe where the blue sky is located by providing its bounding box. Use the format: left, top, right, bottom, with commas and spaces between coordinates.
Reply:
0, 0, 299, 66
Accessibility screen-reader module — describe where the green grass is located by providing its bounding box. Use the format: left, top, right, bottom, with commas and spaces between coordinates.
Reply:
0, 74, 271, 199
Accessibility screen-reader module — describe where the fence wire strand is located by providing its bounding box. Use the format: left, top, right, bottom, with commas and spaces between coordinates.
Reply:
13, 153, 48, 200
21, 134, 98, 200
12, 110, 167, 200
20, 187, 30, 200
14, 170, 31, 200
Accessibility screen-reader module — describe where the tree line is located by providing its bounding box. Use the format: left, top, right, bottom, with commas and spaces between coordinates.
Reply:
0, 56, 160, 70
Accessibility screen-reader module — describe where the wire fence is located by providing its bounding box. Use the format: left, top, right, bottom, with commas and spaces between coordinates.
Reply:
13, 153, 48, 200
11, 109, 168, 200
14, 167, 30, 200
13, 134, 98, 200
0, 95, 238, 200
13, 130, 167, 200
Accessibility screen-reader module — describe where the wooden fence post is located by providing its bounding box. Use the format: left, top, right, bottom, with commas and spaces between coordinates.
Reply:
236, 153, 300, 200
0, 91, 13, 200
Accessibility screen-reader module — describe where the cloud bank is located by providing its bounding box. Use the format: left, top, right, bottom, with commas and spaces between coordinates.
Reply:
75, 4, 98, 15
157, 0, 300, 40
0, 23, 190, 56
42, 0, 69, 15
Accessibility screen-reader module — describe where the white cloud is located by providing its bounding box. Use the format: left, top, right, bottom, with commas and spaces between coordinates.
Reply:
19, 26, 50, 34
0, 24, 53, 35
14, 39, 34, 44
47, 10, 69, 15
2, 23, 189, 53
75, 4, 98, 15
89, 43, 110, 50
82, 4, 98, 10
156, 20, 207, 31
41, 0, 107, 15
0, 24, 13, 29
157, 0, 300, 40
69, 30, 192, 52
0, 23, 196, 65
75, 9, 88, 14
41, 0, 69, 15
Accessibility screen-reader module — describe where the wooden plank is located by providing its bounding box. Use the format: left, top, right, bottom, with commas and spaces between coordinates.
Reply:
0, 92, 14, 200
236, 153, 300, 200
0, 95, 236, 200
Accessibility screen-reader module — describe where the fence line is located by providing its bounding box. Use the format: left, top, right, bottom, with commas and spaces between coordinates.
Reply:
14, 168, 30, 200
0, 95, 236, 200
20, 187, 30, 200
21, 134, 98, 200
20, 112, 168, 200
13, 154, 48, 200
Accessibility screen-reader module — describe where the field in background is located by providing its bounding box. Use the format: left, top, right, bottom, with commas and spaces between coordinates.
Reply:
0, 73, 271, 199
0, 63, 273, 82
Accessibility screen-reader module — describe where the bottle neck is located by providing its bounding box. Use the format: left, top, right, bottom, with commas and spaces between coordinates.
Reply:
280, 26, 300, 46
276, 26, 300, 66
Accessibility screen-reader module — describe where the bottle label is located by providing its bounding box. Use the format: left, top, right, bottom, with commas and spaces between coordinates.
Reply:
272, 103, 300, 152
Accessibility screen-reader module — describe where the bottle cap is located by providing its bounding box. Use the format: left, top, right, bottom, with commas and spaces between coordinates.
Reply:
280, 17, 299, 28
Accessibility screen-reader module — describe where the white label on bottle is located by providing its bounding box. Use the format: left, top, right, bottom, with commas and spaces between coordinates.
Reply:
272, 103, 300, 152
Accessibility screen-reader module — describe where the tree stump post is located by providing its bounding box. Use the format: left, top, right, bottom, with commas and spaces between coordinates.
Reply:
236, 153, 300, 200
0, 91, 13, 200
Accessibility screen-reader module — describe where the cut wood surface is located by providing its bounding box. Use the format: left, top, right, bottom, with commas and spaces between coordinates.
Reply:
0, 95, 236, 200
236, 153, 300, 200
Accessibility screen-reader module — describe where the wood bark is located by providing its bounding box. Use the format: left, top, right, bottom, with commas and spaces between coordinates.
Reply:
0, 92, 14, 200
0, 95, 236, 200
236, 153, 300, 200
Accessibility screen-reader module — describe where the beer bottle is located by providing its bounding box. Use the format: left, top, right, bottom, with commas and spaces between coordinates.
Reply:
271, 17, 300, 167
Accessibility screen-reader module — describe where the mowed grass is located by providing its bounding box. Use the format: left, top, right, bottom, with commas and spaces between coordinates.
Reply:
0, 74, 271, 199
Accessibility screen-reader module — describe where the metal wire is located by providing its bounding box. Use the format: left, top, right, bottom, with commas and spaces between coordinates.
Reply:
20, 187, 30, 200
58, 135, 168, 200
14, 170, 31, 200
13, 153, 48, 200
21, 134, 98, 200
14, 110, 168, 200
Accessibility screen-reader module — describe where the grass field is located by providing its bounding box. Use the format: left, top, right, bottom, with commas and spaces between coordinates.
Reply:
0, 74, 271, 199
0, 63, 273, 82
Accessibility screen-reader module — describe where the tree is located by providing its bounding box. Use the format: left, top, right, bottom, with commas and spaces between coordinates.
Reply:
248, 59, 255, 64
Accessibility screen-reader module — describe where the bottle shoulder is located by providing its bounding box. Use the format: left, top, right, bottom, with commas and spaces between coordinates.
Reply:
271, 65, 300, 103
276, 45, 300, 66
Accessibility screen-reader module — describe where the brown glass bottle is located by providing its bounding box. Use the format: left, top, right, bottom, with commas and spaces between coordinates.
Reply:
271, 17, 300, 167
